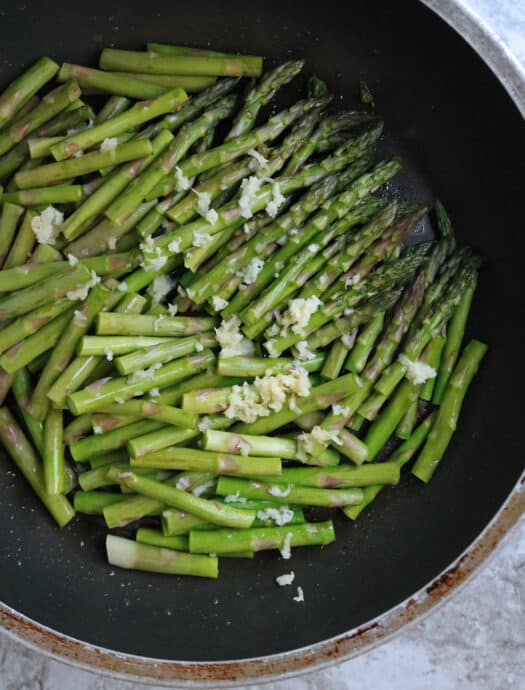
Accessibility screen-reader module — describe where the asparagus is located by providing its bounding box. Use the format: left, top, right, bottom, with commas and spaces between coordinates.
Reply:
189, 521, 334, 555
131, 446, 282, 478
12, 369, 44, 453
277, 463, 400, 488
51, 88, 187, 161
344, 412, 435, 519
147, 42, 259, 60
78, 335, 173, 356
27, 285, 110, 419
0, 57, 59, 130
118, 471, 256, 528
3, 210, 38, 268
136, 528, 189, 552
412, 340, 487, 482
2, 184, 83, 206
43, 408, 65, 494
69, 419, 164, 462
74, 490, 129, 514
128, 427, 203, 459
67, 350, 215, 414
58, 63, 175, 99
0, 307, 75, 374
16, 140, 153, 189
0, 407, 74, 526
362, 341, 438, 461
106, 534, 218, 578
0, 81, 81, 156
0, 202, 24, 267
100, 48, 263, 77
373, 257, 480, 398
345, 313, 385, 373
96, 313, 215, 336
216, 476, 363, 507
432, 274, 478, 404
105, 95, 236, 226
421, 335, 446, 401
97, 400, 198, 429
112, 73, 216, 92
162, 501, 305, 535
81, 463, 170, 491
61, 130, 174, 242
217, 353, 325, 377
115, 333, 215, 374
202, 429, 340, 466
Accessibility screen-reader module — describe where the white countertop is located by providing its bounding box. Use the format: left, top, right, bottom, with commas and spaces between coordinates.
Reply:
1, 1, 524, 688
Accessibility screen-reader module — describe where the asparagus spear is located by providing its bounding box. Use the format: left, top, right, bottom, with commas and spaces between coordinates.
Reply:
43, 408, 65, 494
69, 419, 165, 462
130, 446, 282, 478
412, 340, 487, 482
432, 273, 478, 404
106, 534, 218, 578
216, 476, 363, 507
0, 81, 81, 156
0, 202, 24, 267
0, 407, 74, 526
344, 412, 435, 519
15, 140, 153, 189
100, 48, 263, 77
189, 521, 334, 555
0, 57, 59, 130
50, 88, 187, 161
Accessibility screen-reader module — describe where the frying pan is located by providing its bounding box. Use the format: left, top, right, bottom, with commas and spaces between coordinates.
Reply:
0, 0, 524, 685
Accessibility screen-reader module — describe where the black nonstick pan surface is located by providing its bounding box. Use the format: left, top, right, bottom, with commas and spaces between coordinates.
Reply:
0, 0, 524, 671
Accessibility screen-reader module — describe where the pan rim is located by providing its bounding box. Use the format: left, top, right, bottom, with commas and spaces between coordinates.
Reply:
1, 0, 525, 684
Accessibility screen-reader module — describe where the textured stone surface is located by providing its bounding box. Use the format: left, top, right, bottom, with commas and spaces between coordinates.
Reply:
1, 1, 524, 688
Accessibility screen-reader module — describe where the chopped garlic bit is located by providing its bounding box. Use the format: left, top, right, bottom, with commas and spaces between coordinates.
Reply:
298, 425, 341, 458
257, 506, 294, 526
168, 238, 182, 254
73, 309, 87, 323
192, 229, 212, 248
332, 403, 350, 417
118, 282, 128, 293
341, 332, 356, 348
293, 585, 305, 602
30, 206, 64, 245
148, 274, 173, 305
140, 236, 167, 272
66, 270, 100, 301
265, 322, 280, 338
192, 480, 215, 497
215, 315, 254, 359
266, 181, 285, 218
223, 491, 246, 504
149, 387, 160, 398
197, 416, 211, 432
67, 253, 78, 266
100, 137, 118, 153
279, 531, 293, 559
276, 571, 295, 586
104, 347, 114, 362
194, 341, 204, 352
239, 176, 263, 219
205, 208, 219, 225
280, 296, 322, 335
269, 485, 292, 498
399, 354, 437, 385
224, 364, 310, 423
127, 363, 162, 384
238, 257, 264, 286
247, 148, 269, 168
295, 341, 315, 361
176, 476, 191, 491
107, 236, 117, 251
211, 295, 229, 311
174, 166, 191, 192
167, 302, 178, 316
345, 273, 361, 289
